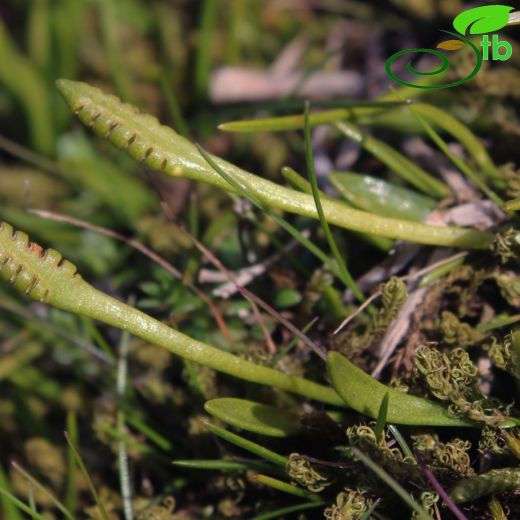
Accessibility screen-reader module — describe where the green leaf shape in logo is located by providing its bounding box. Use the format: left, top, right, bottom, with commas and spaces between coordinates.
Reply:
453, 5, 514, 35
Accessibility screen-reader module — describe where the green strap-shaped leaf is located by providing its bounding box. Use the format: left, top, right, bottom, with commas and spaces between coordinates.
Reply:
329, 172, 436, 222
327, 351, 476, 427
204, 398, 301, 437
453, 5, 514, 35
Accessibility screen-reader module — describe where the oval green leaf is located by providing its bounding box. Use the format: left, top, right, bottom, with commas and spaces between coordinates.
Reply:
327, 352, 476, 427
204, 398, 301, 437
453, 5, 514, 35
274, 288, 302, 308
329, 172, 436, 222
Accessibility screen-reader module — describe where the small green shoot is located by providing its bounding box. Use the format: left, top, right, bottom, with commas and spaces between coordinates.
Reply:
64, 411, 78, 515
375, 392, 389, 443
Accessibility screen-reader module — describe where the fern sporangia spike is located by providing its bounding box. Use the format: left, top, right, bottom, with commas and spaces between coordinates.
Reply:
450, 467, 520, 503
0, 222, 82, 306
0, 221, 343, 406
56, 79, 493, 250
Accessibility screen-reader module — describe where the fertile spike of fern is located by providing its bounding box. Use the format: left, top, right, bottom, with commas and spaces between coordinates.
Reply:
0, 221, 342, 406
55, 79, 493, 249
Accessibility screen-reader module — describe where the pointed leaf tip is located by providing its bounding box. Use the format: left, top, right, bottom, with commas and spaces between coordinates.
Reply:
55, 78, 75, 98
327, 351, 475, 427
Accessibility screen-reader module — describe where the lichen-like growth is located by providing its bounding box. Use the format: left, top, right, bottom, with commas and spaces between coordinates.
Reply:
438, 311, 485, 346
345, 423, 418, 479
414, 344, 513, 426
323, 488, 374, 520
492, 228, 520, 263
286, 453, 331, 492
413, 433, 475, 478
372, 277, 408, 333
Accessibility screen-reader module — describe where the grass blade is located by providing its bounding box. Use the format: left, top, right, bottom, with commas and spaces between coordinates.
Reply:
195, 0, 218, 99
0, 486, 46, 520
172, 459, 275, 472
253, 474, 321, 501
387, 425, 414, 460
407, 103, 503, 205
204, 422, 287, 466
159, 72, 191, 139
64, 432, 110, 520
125, 414, 173, 452
304, 102, 364, 301
270, 318, 317, 366
359, 498, 381, 520
64, 411, 78, 515
0, 463, 23, 520
411, 103, 502, 184
375, 392, 389, 443
351, 448, 431, 520
11, 463, 74, 520
97, 0, 135, 103
250, 501, 325, 520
